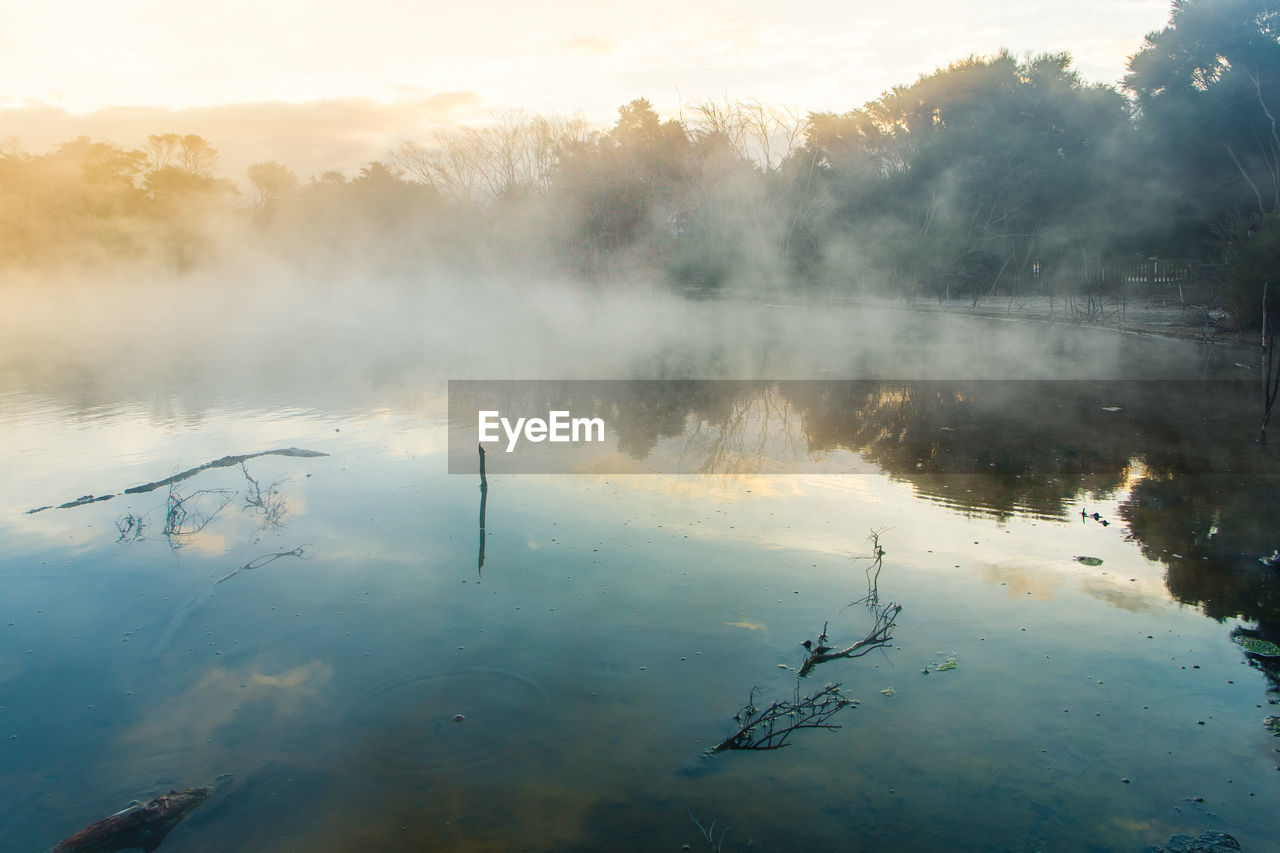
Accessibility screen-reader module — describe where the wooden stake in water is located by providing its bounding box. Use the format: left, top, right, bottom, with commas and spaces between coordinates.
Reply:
478, 444, 488, 574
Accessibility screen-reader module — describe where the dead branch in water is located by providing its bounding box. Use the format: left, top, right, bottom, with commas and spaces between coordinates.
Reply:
115, 511, 147, 542
163, 485, 235, 548
695, 529, 900, 763
708, 682, 855, 754
126, 447, 327, 495
800, 528, 901, 677
687, 807, 754, 852
797, 603, 903, 678
240, 462, 290, 530
215, 546, 309, 585
687, 808, 730, 852
26, 447, 327, 514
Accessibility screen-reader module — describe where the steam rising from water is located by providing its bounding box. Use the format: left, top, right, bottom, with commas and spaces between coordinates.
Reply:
0, 259, 1218, 422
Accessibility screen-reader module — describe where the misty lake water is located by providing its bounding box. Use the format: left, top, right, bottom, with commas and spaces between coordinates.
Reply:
2, 297, 1280, 852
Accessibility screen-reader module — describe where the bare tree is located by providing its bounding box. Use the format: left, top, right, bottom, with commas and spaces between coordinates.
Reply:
683, 97, 806, 173
394, 111, 587, 204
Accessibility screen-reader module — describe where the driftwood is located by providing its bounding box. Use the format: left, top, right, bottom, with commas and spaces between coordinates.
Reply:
126, 448, 327, 494
26, 495, 114, 514
50, 784, 218, 853
25, 447, 327, 514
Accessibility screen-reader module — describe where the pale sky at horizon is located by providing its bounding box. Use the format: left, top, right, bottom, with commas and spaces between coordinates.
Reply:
0, 0, 1173, 178
5, 1, 1171, 117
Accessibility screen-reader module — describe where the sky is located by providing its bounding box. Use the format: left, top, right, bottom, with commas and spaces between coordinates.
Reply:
0, 0, 1172, 177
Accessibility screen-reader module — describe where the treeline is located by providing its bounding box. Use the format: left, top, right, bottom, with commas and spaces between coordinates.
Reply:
3, 0, 1279, 325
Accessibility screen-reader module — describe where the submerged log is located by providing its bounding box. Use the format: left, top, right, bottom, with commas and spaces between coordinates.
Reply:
50, 785, 216, 853
25, 447, 328, 514
124, 447, 328, 494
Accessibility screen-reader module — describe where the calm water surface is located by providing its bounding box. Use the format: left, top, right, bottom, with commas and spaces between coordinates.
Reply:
2, 304, 1279, 852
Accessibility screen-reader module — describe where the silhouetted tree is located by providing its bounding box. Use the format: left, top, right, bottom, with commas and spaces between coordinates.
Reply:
247, 160, 299, 212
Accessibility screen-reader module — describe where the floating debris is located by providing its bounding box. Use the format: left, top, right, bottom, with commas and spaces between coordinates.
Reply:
880, 687, 896, 696
934, 655, 958, 672
1266, 716, 1280, 736
1074, 556, 1104, 567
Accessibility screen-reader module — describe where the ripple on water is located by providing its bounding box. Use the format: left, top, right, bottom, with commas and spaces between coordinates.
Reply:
340, 667, 548, 773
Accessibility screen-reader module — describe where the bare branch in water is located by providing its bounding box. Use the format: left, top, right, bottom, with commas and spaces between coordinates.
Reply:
798, 602, 902, 678
696, 530, 900, 764
115, 511, 147, 542
215, 546, 309, 585
688, 807, 738, 852
843, 527, 889, 610
708, 682, 856, 754
240, 462, 290, 530
163, 485, 235, 549
27, 446, 327, 514
801, 529, 901, 677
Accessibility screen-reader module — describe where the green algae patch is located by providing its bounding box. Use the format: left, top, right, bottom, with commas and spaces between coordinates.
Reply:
1235, 636, 1280, 657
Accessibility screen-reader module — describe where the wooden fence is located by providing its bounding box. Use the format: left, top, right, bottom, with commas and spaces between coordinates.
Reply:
1030, 257, 1221, 294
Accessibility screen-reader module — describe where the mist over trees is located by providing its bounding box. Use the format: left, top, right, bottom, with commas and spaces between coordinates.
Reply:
3, 0, 1279, 329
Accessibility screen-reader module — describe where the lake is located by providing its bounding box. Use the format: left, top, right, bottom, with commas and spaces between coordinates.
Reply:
2, 295, 1278, 852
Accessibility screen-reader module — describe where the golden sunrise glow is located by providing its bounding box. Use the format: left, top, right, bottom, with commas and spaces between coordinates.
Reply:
1, 1, 1169, 175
